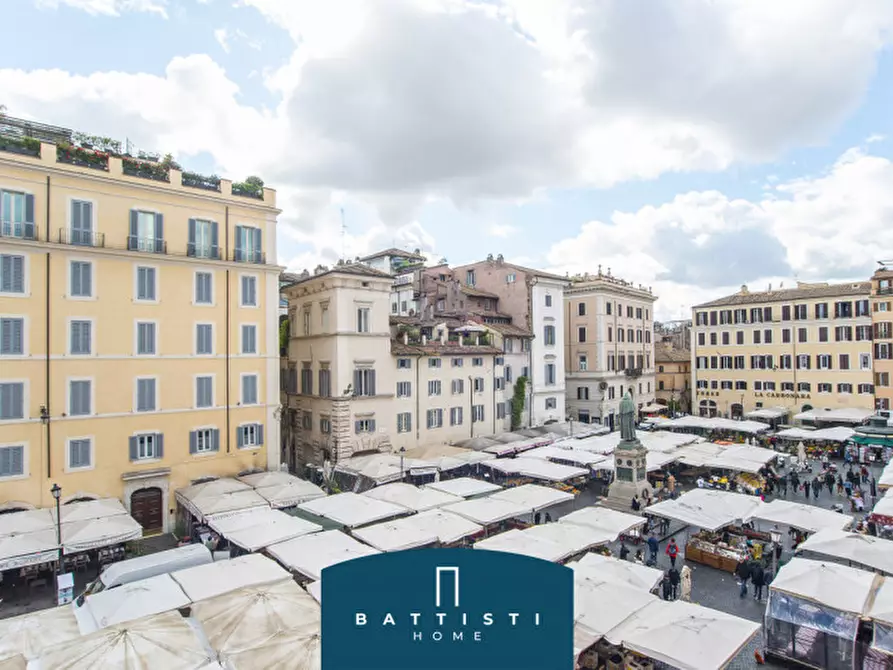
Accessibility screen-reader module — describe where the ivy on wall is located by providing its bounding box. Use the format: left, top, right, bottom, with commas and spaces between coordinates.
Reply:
511, 376, 528, 430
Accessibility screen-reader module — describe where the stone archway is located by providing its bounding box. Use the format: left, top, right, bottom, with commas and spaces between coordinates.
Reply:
123, 470, 171, 533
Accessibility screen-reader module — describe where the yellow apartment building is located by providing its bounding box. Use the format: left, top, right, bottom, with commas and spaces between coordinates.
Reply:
691, 282, 875, 419
0, 118, 281, 533
872, 263, 893, 411
655, 345, 691, 414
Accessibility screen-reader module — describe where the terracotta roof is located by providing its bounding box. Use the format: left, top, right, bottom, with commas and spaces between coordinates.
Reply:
389, 315, 464, 328
694, 281, 871, 308
391, 340, 503, 356
480, 322, 534, 338
656, 347, 691, 363
460, 285, 500, 299
452, 260, 568, 282
282, 263, 393, 287
358, 247, 427, 262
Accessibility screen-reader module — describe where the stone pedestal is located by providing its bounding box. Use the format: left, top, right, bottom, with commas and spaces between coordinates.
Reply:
604, 437, 652, 510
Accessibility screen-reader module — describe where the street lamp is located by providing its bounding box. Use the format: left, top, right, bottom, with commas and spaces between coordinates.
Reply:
50, 483, 62, 574
399, 447, 407, 482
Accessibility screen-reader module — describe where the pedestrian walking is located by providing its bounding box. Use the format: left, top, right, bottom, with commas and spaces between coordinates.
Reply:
825, 472, 834, 495
666, 537, 679, 568
780, 476, 788, 497
836, 474, 844, 495
619, 543, 630, 561
803, 479, 811, 499
647, 534, 659, 565
752, 562, 766, 601
735, 559, 751, 599
871, 476, 878, 499
680, 565, 692, 602
813, 478, 821, 500
668, 567, 680, 600
534, 512, 541, 525
661, 572, 672, 601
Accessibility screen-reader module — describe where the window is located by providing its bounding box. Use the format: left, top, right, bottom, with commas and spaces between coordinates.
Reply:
450, 407, 463, 425
504, 366, 512, 383
427, 380, 442, 396
129, 210, 163, 253
452, 358, 463, 368
196, 324, 213, 355
0, 382, 24, 420
397, 412, 412, 433
354, 369, 376, 396
190, 428, 218, 454
506, 273, 516, 283
578, 354, 588, 371
241, 276, 257, 307
856, 299, 870, 317
188, 218, 217, 259
195, 272, 212, 304
835, 301, 853, 318
545, 397, 557, 409
196, 376, 213, 408
735, 381, 747, 390
320, 416, 331, 434
69, 379, 91, 416
877, 372, 891, 387
241, 324, 257, 354
798, 328, 808, 343
797, 354, 811, 370
819, 327, 829, 343
545, 363, 556, 385
856, 325, 872, 341
299, 363, 312, 394
754, 381, 763, 391
577, 387, 589, 400
545, 294, 552, 307
241, 374, 259, 404
70, 261, 92, 298
238, 423, 264, 447
396, 382, 412, 398
0, 254, 25, 296
0, 445, 25, 477
497, 403, 507, 420
451, 379, 464, 395
839, 354, 850, 370
429, 358, 442, 369
798, 382, 811, 392
618, 329, 624, 343
472, 357, 483, 367
544, 325, 556, 345
136, 378, 157, 412
234, 225, 262, 263
721, 381, 733, 390
136, 322, 157, 355
465, 270, 476, 286
136, 266, 156, 301
858, 383, 874, 395
764, 381, 776, 391
753, 330, 761, 344
472, 405, 485, 422
67, 438, 92, 470
354, 306, 371, 333
319, 366, 331, 397
355, 418, 375, 434
782, 329, 791, 344
627, 329, 634, 342
578, 302, 586, 316
794, 304, 807, 320
780, 354, 792, 370
1, 190, 34, 239
835, 326, 853, 342
861, 353, 872, 370
764, 330, 772, 344
815, 303, 829, 319
397, 358, 412, 369
818, 383, 832, 393
817, 354, 831, 369
495, 357, 504, 366
0, 317, 24, 355
426, 408, 443, 429
838, 383, 853, 394
607, 303, 613, 316
473, 377, 484, 393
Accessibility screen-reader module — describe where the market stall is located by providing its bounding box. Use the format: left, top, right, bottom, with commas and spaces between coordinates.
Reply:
752, 499, 853, 534
482, 457, 589, 487
238, 471, 326, 508
523, 445, 610, 470
796, 529, 893, 576
61, 514, 143, 555
489, 483, 575, 513
441, 497, 533, 532
573, 552, 663, 592
295, 492, 407, 529
266, 529, 380, 582
558, 507, 647, 543
766, 558, 882, 669
351, 509, 483, 552
879, 462, 893, 492
206, 508, 322, 553
661, 415, 770, 439
870, 490, 893, 530
170, 553, 291, 602
423, 476, 502, 499
0, 606, 81, 663
484, 436, 554, 457
793, 407, 875, 427
175, 478, 269, 526
361, 482, 463, 512
868, 578, 893, 658
574, 578, 657, 664
74, 573, 191, 634
474, 528, 572, 563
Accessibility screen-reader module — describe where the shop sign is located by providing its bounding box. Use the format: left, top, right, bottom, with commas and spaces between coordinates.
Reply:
322, 548, 573, 669
754, 392, 811, 399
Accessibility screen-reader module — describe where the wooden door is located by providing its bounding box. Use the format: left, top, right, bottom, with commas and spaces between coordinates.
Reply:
131, 487, 163, 534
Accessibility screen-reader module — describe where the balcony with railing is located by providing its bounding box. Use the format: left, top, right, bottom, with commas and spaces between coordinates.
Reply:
187, 243, 221, 260
0, 135, 41, 158
232, 249, 266, 264
56, 145, 109, 171
1, 221, 38, 241
625, 367, 643, 378
127, 236, 167, 254
58, 229, 105, 248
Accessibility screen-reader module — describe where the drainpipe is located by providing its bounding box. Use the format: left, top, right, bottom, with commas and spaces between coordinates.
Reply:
469, 375, 474, 439
225, 206, 231, 452
45, 251, 51, 478
415, 357, 421, 443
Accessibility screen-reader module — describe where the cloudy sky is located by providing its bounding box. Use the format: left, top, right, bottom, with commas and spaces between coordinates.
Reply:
4, 0, 893, 319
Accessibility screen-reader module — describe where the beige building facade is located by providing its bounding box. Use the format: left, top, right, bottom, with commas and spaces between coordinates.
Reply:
281, 264, 509, 471
655, 346, 691, 414
691, 282, 875, 419
564, 272, 657, 430
872, 264, 893, 411
0, 126, 281, 532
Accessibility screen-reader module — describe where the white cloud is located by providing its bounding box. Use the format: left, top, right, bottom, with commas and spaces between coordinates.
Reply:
34, 0, 167, 17
487, 223, 517, 238
214, 28, 230, 53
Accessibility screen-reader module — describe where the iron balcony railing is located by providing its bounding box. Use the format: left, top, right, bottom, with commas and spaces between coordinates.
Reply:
0, 222, 38, 241
127, 236, 167, 254
58, 229, 106, 248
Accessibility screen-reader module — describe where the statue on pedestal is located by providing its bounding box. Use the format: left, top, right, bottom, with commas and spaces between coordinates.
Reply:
604, 391, 652, 511
618, 392, 637, 443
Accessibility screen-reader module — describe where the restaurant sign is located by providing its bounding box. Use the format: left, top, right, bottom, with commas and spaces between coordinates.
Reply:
321, 547, 573, 670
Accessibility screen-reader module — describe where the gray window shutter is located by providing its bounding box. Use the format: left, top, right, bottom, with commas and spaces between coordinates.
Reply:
70, 262, 80, 296
154, 213, 164, 253
187, 218, 196, 257
234, 226, 243, 261
353, 369, 360, 396
128, 210, 139, 250
253, 227, 262, 262
1, 318, 22, 354
71, 201, 82, 240
11, 446, 23, 475
129, 436, 138, 461
12, 256, 24, 293
189, 430, 197, 454
212, 428, 220, 452
237, 427, 244, 448
369, 420, 376, 432
355, 421, 361, 434
82, 263, 92, 297
12, 384, 23, 419
23, 194, 34, 239
82, 202, 93, 233
369, 370, 376, 396
156, 433, 164, 458
256, 423, 264, 445
211, 221, 219, 259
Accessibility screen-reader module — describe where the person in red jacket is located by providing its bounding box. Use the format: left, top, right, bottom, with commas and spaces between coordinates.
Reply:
666, 537, 679, 567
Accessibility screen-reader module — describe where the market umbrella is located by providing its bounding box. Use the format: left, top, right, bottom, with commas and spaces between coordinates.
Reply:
220, 623, 321, 670
797, 442, 807, 464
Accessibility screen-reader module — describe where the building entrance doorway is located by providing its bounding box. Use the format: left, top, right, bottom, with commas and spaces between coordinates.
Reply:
131, 487, 163, 534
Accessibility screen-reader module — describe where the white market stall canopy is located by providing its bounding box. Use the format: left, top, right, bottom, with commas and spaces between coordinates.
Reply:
702, 444, 779, 473
524, 445, 609, 468
442, 497, 532, 526
402, 444, 496, 471
745, 407, 789, 420
296, 492, 406, 528
0, 529, 60, 572
752, 499, 853, 534
361, 482, 463, 512
53, 498, 129, 523
879, 463, 893, 491
794, 407, 875, 425
76, 573, 191, 634
351, 509, 483, 552
61, 514, 143, 554
0, 508, 54, 536
171, 553, 291, 602
423, 477, 502, 498
484, 436, 554, 456
674, 442, 728, 467
219, 623, 320, 670
558, 507, 646, 542
0, 606, 81, 663
771, 557, 881, 615
266, 529, 380, 581
645, 489, 763, 532
475, 528, 574, 563
642, 451, 678, 472
775, 426, 856, 442
605, 599, 760, 670
640, 403, 667, 414
238, 471, 326, 508
304, 580, 322, 604
524, 523, 616, 556
868, 579, 893, 653
662, 415, 770, 435
490, 484, 574, 512
38, 611, 213, 670
796, 529, 893, 576
483, 457, 589, 482
176, 478, 269, 522
574, 578, 657, 656
573, 552, 664, 592
642, 431, 702, 453
207, 508, 321, 551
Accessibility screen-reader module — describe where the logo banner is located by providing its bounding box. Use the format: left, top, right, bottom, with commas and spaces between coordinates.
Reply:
321, 547, 573, 670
